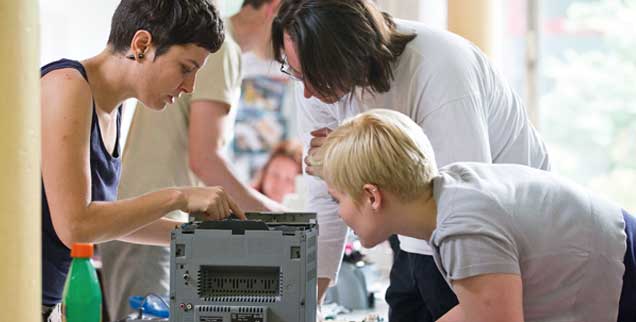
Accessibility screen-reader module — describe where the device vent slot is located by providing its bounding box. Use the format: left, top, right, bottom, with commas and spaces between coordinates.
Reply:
197, 305, 231, 312
237, 306, 264, 313
198, 266, 281, 298
201, 296, 278, 303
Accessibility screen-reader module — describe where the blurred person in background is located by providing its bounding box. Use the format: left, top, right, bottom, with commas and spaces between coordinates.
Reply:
252, 140, 303, 203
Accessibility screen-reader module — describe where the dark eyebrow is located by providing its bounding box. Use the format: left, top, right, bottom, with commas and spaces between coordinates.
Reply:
188, 59, 200, 69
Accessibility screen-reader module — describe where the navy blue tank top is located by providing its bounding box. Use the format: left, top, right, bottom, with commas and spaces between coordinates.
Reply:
41, 59, 122, 306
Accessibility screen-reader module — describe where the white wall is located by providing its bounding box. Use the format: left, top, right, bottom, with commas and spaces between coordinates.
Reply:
39, 0, 244, 66
39, 0, 120, 65
374, 0, 447, 29
39, 0, 135, 146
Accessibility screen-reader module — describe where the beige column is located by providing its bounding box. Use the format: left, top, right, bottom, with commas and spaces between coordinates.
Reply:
0, 1, 41, 321
447, 0, 495, 56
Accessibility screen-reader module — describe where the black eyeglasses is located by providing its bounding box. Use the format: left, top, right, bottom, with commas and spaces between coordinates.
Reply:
280, 55, 304, 82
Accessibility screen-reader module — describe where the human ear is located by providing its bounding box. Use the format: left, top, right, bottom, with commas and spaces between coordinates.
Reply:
127, 30, 153, 61
268, 0, 282, 18
362, 184, 381, 211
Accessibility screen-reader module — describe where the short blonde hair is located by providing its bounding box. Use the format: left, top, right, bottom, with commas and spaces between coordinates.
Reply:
317, 109, 439, 202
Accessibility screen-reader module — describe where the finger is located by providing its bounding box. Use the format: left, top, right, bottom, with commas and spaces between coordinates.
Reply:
203, 209, 216, 221
222, 197, 231, 219
205, 195, 221, 221
203, 207, 216, 221
307, 150, 322, 164
310, 136, 327, 148
227, 196, 246, 220
310, 127, 331, 137
216, 197, 226, 220
307, 148, 317, 159
217, 189, 230, 219
304, 155, 313, 168
306, 165, 315, 176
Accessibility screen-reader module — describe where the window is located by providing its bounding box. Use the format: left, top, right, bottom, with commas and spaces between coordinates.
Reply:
499, 0, 634, 212
537, 0, 636, 212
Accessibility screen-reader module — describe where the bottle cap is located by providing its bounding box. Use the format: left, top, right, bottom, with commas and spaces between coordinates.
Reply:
70, 243, 94, 258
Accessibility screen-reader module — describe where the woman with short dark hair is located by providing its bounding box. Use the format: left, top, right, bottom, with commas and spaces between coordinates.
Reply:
40, 1, 245, 320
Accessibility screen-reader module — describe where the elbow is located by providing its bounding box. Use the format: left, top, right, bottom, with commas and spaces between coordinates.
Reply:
56, 231, 75, 250
189, 150, 224, 181
56, 220, 93, 249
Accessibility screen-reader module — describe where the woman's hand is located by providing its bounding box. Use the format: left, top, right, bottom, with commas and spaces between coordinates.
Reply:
179, 186, 246, 220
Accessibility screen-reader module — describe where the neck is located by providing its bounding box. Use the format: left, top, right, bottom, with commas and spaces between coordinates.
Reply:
230, 7, 272, 59
390, 189, 438, 241
230, 10, 257, 52
81, 49, 135, 114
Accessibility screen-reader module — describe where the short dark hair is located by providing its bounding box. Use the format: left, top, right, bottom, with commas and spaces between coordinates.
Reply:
272, 0, 416, 101
242, 0, 273, 9
108, 0, 224, 57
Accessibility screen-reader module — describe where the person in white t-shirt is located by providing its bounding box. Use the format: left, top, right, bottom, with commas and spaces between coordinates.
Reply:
316, 109, 636, 322
271, 0, 550, 320
99, 0, 285, 319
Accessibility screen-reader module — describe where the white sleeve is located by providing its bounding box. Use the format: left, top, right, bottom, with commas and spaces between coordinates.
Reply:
305, 175, 348, 285
293, 84, 348, 285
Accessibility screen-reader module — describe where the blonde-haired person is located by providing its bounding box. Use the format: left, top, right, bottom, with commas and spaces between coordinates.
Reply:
317, 109, 636, 322
272, 1, 551, 318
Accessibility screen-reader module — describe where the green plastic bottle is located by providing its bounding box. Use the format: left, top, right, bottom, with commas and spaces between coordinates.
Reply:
62, 243, 102, 322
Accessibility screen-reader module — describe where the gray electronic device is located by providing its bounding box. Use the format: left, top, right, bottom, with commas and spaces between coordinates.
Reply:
169, 212, 318, 322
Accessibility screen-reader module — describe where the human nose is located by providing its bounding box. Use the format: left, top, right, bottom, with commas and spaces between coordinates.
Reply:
181, 73, 196, 94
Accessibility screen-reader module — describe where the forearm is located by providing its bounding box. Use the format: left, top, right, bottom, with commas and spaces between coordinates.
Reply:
66, 188, 185, 246
437, 305, 465, 322
119, 218, 184, 246
317, 278, 331, 304
187, 99, 281, 211
452, 274, 524, 322
192, 152, 281, 211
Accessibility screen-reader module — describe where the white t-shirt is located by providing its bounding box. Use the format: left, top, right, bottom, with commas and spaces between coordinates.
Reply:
431, 163, 625, 322
295, 20, 551, 282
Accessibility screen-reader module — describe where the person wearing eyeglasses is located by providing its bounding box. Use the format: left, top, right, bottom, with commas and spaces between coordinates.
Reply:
272, 0, 551, 321
317, 109, 635, 322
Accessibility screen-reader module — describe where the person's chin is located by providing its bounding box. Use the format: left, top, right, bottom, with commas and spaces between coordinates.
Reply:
149, 102, 168, 111
139, 98, 167, 111
151, 94, 178, 110
359, 236, 381, 249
